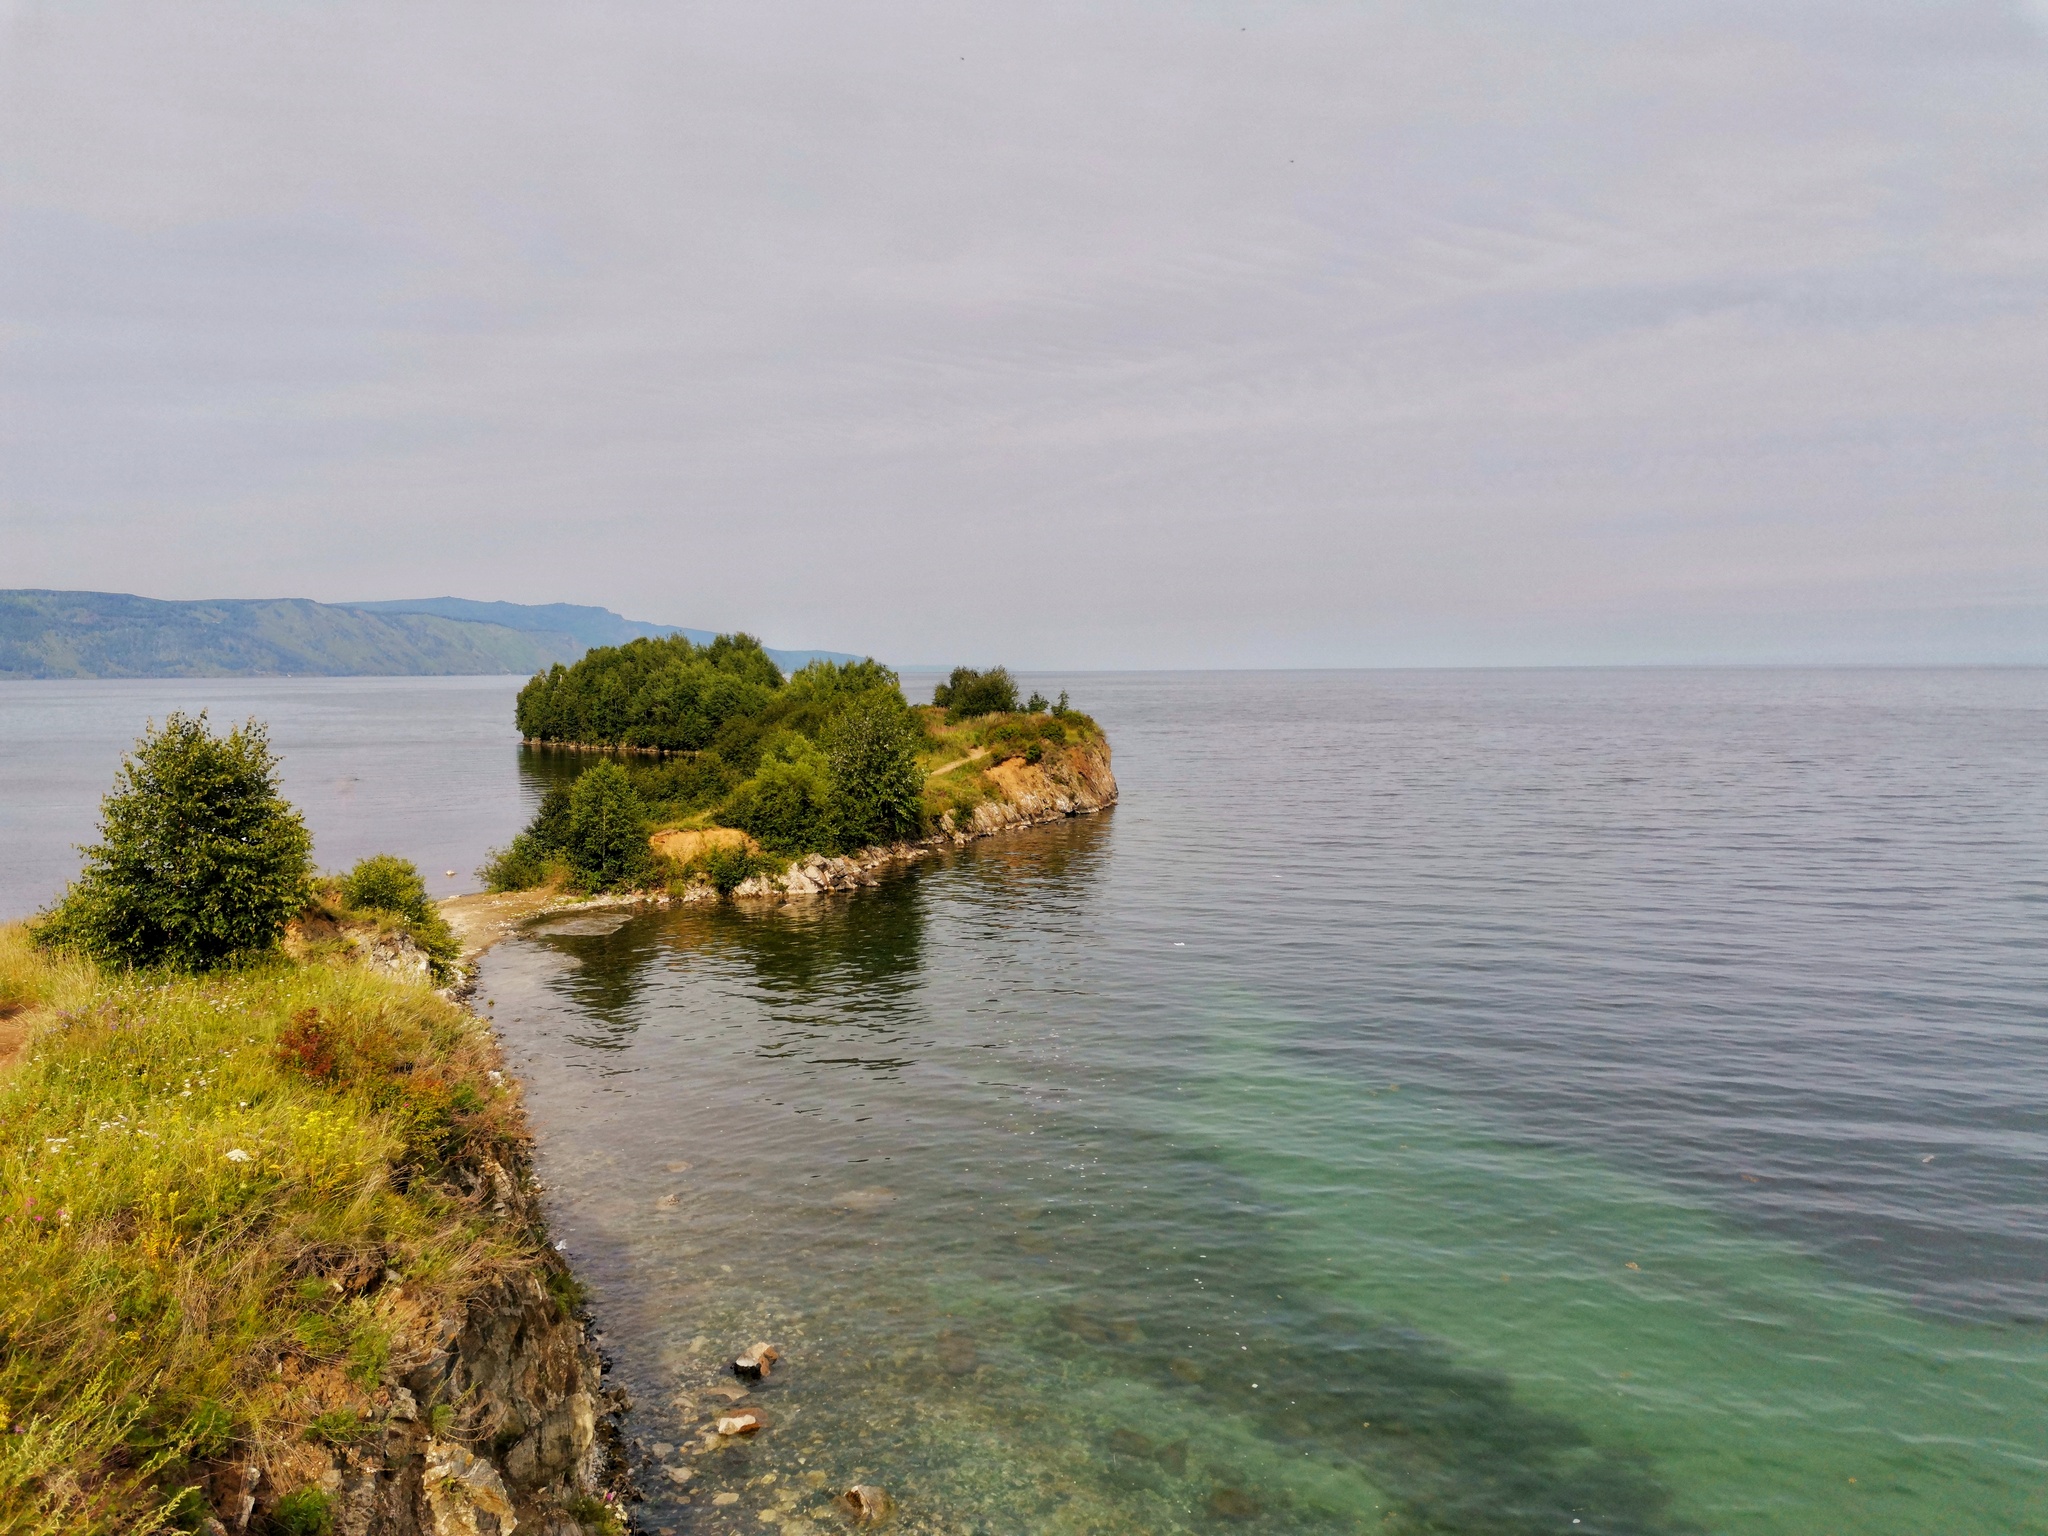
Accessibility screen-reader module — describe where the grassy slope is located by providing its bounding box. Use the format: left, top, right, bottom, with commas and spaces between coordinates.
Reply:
0, 592, 585, 679
0, 926, 545, 1535
910, 706, 1107, 828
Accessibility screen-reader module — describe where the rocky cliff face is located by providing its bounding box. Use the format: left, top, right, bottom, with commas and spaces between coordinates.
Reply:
216, 1135, 623, 1536
726, 737, 1118, 898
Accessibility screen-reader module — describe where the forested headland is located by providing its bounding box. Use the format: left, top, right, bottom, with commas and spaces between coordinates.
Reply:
496, 635, 1107, 893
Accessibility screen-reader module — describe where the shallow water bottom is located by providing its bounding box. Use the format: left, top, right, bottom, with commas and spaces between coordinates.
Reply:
476, 823, 2047, 1536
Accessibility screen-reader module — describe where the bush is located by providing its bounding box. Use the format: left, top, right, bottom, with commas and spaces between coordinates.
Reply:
336, 854, 461, 976
478, 833, 556, 892
932, 666, 1018, 720
722, 736, 834, 854
34, 712, 314, 971
338, 854, 432, 924
565, 761, 653, 891
825, 692, 925, 849
693, 843, 766, 894
479, 784, 575, 891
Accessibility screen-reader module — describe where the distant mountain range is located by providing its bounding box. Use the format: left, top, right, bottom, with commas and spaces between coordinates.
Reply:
0, 591, 860, 680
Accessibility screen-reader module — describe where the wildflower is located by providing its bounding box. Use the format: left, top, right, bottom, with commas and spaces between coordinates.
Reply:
224, 1149, 252, 1163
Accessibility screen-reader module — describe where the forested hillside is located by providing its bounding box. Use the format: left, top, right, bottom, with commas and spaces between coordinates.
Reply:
0, 591, 583, 679
0, 591, 857, 679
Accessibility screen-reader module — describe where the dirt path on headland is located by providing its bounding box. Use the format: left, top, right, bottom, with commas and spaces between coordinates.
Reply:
928, 745, 994, 777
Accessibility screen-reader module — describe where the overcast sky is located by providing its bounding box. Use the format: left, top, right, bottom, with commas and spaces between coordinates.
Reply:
2, 1, 2044, 667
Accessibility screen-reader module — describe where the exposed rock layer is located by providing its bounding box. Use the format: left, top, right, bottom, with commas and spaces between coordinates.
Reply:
725, 737, 1118, 899
232, 1080, 622, 1536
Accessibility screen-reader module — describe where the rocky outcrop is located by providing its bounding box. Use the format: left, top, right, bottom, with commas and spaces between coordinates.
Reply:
221, 1067, 624, 1536
234, 1244, 620, 1536
728, 738, 1117, 900
240, 1255, 620, 1536
350, 928, 436, 981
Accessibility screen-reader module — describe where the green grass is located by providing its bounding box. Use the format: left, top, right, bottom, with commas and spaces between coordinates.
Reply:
0, 925, 543, 1535
914, 707, 1105, 828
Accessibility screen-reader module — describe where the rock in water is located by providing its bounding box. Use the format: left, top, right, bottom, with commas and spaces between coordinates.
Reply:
715, 1409, 768, 1436
732, 1341, 779, 1380
1108, 1428, 1154, 1460
832, 1188, 897, 1212
840, 1484, 893, 1525
936, 1330, 978, 1375
1206, 1486, 1259, 1520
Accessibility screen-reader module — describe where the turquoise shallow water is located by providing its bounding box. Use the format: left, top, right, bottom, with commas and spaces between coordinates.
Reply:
471, 670, 2048, 1535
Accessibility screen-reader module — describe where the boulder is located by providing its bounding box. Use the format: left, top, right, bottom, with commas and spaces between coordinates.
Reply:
423, 1439, 520, 1535
731, 1341, 778, 1380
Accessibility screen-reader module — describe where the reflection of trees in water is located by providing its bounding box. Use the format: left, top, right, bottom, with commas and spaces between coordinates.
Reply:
946, 812, 1112, 917
527, 811, 1115, 1063
515, 742, 590, 805
709, 883, 927, 1006
530, 915, 669, 1041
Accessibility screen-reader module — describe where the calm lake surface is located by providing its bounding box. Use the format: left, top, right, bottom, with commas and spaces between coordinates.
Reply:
8, 670, 2048, 1533
0, 674, 535, 920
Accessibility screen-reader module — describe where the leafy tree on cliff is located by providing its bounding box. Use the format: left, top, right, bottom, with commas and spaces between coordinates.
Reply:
932, 665, 1018, 720
36, 712, 314, 970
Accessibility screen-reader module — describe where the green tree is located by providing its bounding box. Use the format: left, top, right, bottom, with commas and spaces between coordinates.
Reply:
826, 693, 926, 849
35, 712, 314, 970
565, 760, 652, 890
932, 665, 1018, 719
515, 632, 783, 748
340, 853, 434, 924
723, 735, 834, 853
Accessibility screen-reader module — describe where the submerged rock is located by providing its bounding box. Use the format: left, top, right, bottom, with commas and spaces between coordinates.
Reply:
1108, 1428, 1155, 1460
1206, 1487, 1260, 1520
714, 1409, 768, 1436
935, 1330, 978, 1376
839, 1484, 893, 1525
832, 1188, 898, 1212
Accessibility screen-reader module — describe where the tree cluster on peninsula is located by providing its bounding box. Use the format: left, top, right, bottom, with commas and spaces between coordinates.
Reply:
494, 637, 1098, 893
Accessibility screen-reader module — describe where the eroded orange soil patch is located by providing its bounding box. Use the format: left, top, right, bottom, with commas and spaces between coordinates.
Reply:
650, 827, 757, 864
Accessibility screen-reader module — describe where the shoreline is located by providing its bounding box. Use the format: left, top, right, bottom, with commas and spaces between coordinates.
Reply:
446, 736, 1116, 928
0, 921, 631, 1536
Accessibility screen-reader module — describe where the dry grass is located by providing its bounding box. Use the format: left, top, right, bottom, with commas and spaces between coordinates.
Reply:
0, 925, 541, 1535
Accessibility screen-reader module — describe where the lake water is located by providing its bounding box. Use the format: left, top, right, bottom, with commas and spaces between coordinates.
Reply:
6, 670, 2047, 1533
0, 674, 536, 920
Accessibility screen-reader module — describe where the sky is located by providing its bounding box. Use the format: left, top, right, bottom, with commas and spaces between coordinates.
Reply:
2, 1, 2044, 668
